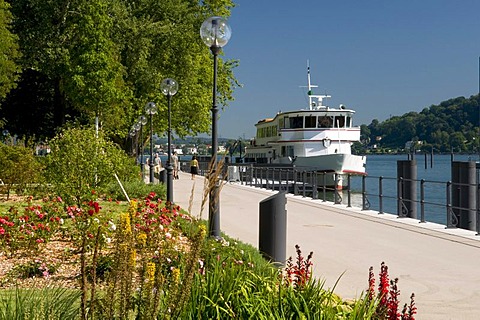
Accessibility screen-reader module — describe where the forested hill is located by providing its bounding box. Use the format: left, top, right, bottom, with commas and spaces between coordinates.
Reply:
358, 94, 480, 153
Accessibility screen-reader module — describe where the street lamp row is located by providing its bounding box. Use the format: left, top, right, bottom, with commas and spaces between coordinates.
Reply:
160, 78, 179, 204
129, 15, 232, 239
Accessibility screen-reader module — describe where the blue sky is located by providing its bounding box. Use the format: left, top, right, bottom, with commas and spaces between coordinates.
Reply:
216, 0, 480, 139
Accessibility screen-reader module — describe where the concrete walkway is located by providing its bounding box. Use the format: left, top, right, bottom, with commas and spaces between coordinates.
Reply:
172, 171, 480, 319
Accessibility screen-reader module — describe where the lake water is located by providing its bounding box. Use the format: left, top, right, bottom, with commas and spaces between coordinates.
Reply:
348, 153, 480, 225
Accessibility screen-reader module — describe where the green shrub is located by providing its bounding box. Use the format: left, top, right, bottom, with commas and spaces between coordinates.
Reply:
44, 126, 140, 205
86, 255, 114, 282
101, 179, 165, 201
10, 259, 58, 279
0, 144, 44, 199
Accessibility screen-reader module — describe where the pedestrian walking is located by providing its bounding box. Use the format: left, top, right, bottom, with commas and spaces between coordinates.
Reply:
190, 155, 198, 179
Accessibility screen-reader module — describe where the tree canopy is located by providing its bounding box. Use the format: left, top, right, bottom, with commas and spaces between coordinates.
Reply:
1, 0, 238, 146
358, 95, 480, 153
0, 0, 20, 102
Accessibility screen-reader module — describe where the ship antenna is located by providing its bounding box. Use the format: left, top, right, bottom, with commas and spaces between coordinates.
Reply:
305, 61, 330, 110
307, 60, 318, 110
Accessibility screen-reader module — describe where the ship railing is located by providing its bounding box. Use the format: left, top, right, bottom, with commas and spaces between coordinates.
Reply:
223, 163, 480, 234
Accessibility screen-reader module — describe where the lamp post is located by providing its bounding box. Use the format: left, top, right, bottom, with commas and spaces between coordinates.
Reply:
160, 78, 179, 204
238, 138, 243, 163
200, 16, 232, 237
137, 115, 147, 179
145, 102, 158, 183
129, 128, 136, 156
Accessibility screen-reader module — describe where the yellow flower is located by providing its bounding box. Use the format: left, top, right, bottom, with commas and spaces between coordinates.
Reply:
129, 200, 138, 214
146, 262, 156, 282
130, 249, 136, 268
120, 213, 132, 235
199, 225, 207, 238
137, 232, 147, 247
172, 267, 180, 284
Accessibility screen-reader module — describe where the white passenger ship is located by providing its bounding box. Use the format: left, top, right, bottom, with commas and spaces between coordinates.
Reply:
244, 65, 366, 189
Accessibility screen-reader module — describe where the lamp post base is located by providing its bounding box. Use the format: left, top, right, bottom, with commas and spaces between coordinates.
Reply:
166, 163, 174, 204
149, 164, 155, 184
208, 179, 221, 237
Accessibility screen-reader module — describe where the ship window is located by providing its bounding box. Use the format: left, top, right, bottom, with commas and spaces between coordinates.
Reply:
283, 116, 290, 129
318, 116, 333, 128
289, 116, 303, 129
279, 118, 284, 128
346, 116, 351, 127
305, 116, 316, 128
286, 146, 294, 157
335, 116, 345, 128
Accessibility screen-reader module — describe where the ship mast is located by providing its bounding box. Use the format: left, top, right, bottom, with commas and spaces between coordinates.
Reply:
306, 61, 331, 110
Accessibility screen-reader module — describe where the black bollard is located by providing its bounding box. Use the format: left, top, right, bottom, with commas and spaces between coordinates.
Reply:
259, 192, 287, 266
397, 160, 417, 219
451, 161, 477, 231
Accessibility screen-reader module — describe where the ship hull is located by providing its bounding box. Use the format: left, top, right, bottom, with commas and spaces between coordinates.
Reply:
276, 153, 366, 189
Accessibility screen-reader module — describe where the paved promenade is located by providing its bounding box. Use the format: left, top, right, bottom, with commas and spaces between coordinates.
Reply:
172, 171, 480, 319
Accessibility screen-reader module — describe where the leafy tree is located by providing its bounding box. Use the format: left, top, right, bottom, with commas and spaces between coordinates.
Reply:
62, 0, 131, 136
360, 124, 370, 145
3, 0, 238, 147
449, 132, 466, 152
0, 144, 43, 199
0, 0, 20, 103
44, 126, 139, 205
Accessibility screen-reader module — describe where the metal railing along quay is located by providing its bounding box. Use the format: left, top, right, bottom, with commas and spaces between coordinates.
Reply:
188, 162, 480, 235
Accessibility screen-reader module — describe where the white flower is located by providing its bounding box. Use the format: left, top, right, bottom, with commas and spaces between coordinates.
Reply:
59, 218, 64, 225
108, 221, 116, 231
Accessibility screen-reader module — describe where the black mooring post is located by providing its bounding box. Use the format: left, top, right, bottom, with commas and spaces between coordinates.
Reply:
451, 161, 477, 231
397, 160, 417, 219
430, 147, 434, 168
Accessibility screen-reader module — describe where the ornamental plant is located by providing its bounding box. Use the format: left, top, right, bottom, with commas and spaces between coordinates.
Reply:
283, 244, 314, 288
0, 196, 65, 254
368, 262, 417, 320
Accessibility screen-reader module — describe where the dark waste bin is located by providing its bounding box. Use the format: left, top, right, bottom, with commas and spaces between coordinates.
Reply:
259, 192, 287, 266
